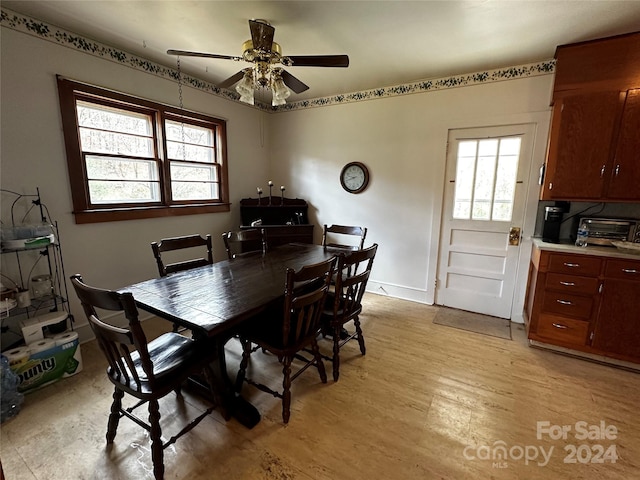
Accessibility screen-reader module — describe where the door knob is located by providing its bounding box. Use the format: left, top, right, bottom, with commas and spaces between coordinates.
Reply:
509, 227, 521, 246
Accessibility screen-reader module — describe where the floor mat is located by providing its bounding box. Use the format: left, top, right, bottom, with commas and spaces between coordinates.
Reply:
433, 307, 512, 340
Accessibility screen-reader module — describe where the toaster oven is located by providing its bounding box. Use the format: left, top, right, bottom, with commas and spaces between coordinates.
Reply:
578, 217, 640, 246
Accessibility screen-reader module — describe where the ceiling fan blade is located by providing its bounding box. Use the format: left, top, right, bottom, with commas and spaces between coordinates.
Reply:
217, 70, 246, 89
249, 19, 275, 51
287, 55, 349, 67
167, 49, 242, 61
281, 70, 309, 94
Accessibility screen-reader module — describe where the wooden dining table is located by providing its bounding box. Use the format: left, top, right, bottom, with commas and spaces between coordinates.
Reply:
118, 243, 341, 428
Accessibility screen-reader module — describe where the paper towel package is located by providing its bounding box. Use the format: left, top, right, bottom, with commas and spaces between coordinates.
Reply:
2, 331, 82, 393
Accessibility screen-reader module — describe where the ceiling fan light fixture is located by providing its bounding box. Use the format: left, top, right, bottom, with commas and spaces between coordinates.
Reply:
271, 93, 286, 107
169, 19, 348, 105
239, 92, 255, 105
236, 69, 255, 104
272, 71, 291, 105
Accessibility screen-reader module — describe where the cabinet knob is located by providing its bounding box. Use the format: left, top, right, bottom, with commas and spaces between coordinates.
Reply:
621, 268, 638, 274
552, 323, 569, 329
559, 281, 576, 286
563, 262, 580, 268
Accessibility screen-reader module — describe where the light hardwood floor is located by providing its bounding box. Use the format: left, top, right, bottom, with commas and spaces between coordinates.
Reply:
1, 293, 639, 479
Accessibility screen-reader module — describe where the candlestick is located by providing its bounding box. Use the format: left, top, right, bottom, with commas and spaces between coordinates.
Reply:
268, 181, 273, 205
257, 187, 262, 204
280, 186, 285, 204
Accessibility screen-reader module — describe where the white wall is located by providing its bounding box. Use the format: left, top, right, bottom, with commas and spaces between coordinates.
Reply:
1, 21, 555, 349
268, 76, 554, 320
1, 28, 268, 345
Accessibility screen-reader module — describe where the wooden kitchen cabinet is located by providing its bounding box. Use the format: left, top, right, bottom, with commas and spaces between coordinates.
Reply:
591, 258, 640, 359
526, 249, 602, 349
525, 245, 640, 364
540, 32, 640, 202
542, 90, 626, 200
606, 89, 640, 200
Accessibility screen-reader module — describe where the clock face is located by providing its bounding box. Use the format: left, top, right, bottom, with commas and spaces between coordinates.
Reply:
340, 162, 369, 193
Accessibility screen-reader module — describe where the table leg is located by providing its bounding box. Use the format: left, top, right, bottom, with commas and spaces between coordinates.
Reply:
192, 334, 261, 429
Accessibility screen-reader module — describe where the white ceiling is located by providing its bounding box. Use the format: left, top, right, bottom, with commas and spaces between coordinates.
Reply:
4, 1, 640, 101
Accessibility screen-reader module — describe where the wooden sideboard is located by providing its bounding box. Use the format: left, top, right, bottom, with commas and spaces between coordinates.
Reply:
239, 197, 314, 249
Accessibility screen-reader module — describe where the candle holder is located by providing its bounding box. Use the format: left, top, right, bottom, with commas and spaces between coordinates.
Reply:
257, 187, 263, 205
280, 186, 285, 205
268, 181, 273, 205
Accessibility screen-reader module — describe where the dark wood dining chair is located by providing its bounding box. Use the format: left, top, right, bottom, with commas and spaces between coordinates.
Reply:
234, 257, 337, 423
222, 228, 266, 259
70, 274, 219, 480
321, 243, 378, 381
322, 224, 367, 250
151, 234, 213, 277
151, 234, 213, 333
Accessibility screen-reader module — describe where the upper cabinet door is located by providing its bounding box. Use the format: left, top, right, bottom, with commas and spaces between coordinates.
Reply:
606, 89, 640, 200
542, 90, 625, 200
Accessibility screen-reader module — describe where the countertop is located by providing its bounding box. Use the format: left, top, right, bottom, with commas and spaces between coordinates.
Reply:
532, 238, 640, 261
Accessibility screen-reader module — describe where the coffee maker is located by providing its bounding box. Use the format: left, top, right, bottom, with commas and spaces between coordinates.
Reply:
542, 206, 563, 243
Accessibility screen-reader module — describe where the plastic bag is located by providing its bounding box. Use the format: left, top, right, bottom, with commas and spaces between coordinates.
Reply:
1, 354, 24, 423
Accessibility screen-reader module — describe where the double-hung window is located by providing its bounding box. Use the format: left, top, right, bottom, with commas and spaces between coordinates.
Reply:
57, 76, 229, 223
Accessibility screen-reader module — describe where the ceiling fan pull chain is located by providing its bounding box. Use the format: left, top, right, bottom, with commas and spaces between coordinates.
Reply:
176, 57, 187, 161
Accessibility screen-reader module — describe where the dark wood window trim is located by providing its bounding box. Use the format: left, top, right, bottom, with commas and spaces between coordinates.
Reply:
57, 75, 230, 224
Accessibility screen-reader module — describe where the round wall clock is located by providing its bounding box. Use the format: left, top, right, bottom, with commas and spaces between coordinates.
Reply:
340, 162, 370, 194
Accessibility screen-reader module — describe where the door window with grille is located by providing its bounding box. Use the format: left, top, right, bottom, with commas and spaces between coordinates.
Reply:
453, 136, 522, 222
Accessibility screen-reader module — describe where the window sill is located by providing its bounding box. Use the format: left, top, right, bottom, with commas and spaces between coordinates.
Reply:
73, 203, 231, 224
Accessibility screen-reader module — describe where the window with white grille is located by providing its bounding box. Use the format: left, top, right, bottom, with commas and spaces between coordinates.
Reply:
58, 77, 229, 223
453, 136, 521, 222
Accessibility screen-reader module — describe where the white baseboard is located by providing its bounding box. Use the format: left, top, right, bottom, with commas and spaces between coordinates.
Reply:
366, 280, 432, 304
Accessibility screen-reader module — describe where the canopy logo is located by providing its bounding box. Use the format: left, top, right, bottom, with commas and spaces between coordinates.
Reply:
463, 420, 619, 468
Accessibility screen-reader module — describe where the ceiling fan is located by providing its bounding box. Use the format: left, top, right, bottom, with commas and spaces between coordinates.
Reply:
167, 19, 349, 104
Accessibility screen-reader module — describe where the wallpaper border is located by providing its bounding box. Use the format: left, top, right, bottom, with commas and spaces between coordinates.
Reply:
1, 7, 555, 112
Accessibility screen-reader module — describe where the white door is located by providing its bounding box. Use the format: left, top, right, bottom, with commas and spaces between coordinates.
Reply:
436, 124, 535, 318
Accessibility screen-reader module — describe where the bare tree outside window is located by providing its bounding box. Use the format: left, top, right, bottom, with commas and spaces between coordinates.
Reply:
57, 76, 229, 223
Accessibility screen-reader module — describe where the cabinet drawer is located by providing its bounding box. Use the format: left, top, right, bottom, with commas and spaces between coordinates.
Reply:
604, 259, 640, 280
537, 314, 590, 345
545, 273, 599, 296
542, 291, 593, 319
548, 254, 602, 276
